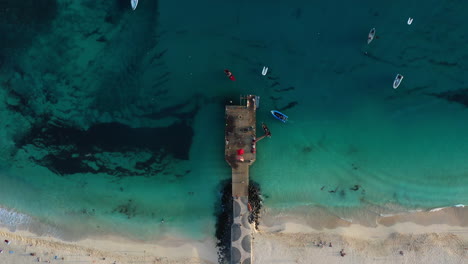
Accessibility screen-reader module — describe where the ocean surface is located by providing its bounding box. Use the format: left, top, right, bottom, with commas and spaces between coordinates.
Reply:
1, 0, 468, 241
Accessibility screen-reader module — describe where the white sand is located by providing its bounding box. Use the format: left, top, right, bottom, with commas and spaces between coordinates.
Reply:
0, 228, 218, 264
1, 207, 468, 264
253, 207, 468, 264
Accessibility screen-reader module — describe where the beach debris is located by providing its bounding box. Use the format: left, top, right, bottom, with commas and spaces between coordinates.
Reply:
4, 240, 10, 245
407, 17, 413, 25
262, 66, 269, 76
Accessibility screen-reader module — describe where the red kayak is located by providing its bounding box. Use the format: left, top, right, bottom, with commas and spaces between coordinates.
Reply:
224, 69, 236, 81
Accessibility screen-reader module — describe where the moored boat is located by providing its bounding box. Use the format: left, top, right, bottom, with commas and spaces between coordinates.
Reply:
407, 17, 413, 25
131, 0, 138, 10
393, 74, 404, 89
271, 110, 288, 123
367, 28, 376, 44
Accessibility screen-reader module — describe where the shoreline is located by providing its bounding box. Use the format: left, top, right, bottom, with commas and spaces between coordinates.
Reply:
0, 227, 218, 264
1, 206, 467, 263
254, 206, 468, 263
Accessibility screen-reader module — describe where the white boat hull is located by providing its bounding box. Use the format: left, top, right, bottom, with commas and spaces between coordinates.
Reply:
407, 17, 413, 25
393, 74, 403, 89
367, 28, 376, 44
131, 0, 138, 10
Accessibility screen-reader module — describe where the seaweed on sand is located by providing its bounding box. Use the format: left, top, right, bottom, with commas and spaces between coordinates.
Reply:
214, 180, 233, 264
214, 180, 263, 263
248, 182, 263, 230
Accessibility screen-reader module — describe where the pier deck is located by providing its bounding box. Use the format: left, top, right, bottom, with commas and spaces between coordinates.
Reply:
225, 95, 257, 197
225, 95, 257, 264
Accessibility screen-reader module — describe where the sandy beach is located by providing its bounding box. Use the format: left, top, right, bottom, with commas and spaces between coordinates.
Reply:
1, 206, 467, 264
0, 227, 217, 264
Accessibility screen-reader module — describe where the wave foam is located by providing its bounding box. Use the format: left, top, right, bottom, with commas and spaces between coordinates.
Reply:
0, 207, 32, 230
429, 204, 466, 212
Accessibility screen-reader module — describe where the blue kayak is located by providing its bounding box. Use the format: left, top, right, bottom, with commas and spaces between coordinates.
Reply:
271, 110, 288, 123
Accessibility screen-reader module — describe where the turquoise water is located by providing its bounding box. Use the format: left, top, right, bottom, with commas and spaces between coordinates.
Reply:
1, 0, 468, 241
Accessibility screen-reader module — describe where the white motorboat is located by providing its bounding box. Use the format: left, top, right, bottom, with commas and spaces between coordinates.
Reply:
367, 28, 376, 44
407, 17, 413, 25
393, 74, 404, 89
131, 0, 138, 10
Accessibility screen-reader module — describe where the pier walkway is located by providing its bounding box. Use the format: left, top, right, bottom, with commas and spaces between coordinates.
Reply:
225, 95, 257, 264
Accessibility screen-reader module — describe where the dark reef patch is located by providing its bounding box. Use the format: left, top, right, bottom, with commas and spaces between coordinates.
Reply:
385, 85, 430, 100
274, 86, 295, 92
270, 81, 280, 87
428, 59, 458, 67
291, 8, 302, 19
427, 88, 468, 107
112, 199, 137, 219
302, 146, 314, 153
16, 121, 193, 176
0, 0, 58, 58
278, 101, 298, 111
142, 97, 200, 121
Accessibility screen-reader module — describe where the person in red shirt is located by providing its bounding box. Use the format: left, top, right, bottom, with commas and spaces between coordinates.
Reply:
224, 69, 236, 81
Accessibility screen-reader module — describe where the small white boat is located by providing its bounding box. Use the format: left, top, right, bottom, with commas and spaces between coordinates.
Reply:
367, 28, 376, 44
131, 0, 138, 10
262, 66, 268, 76
407, 17, 413, 25
393, 74, 404, 89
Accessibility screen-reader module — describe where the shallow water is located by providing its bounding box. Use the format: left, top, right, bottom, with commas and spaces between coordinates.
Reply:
1, 0, 468, 241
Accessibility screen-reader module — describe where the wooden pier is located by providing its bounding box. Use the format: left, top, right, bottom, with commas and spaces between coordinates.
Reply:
225, 95, 257, 264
